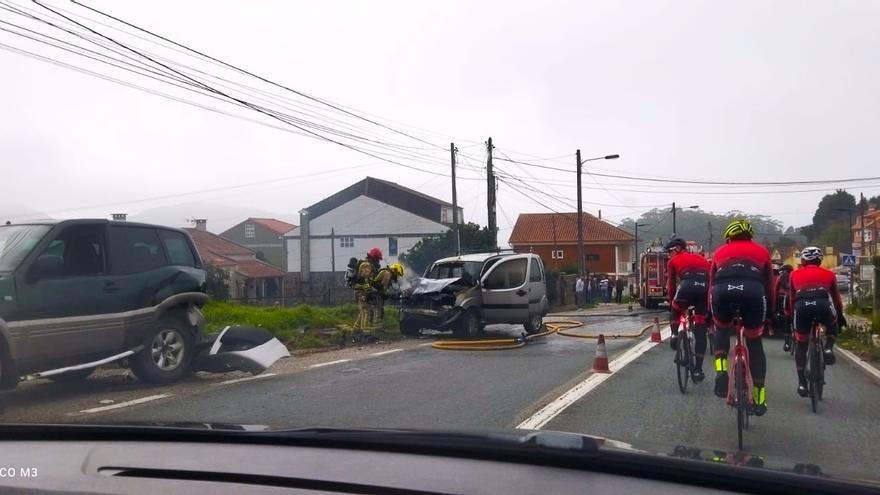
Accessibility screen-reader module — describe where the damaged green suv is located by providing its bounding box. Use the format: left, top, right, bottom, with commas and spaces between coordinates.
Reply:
0, 219, 210, 389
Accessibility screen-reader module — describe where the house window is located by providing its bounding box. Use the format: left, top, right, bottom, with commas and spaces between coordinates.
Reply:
389, 237, 398, 256
551, 250, 564, 259
244, 223, 255, 239
340, 236, 354, 248
441, 208, 449, 223
586, 254, 600, 261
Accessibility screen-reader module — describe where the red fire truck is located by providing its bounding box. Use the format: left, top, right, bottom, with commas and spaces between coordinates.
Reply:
639, 246, 669, 309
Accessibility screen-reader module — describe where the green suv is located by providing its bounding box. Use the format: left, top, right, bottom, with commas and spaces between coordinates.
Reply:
0, 219, 210, 389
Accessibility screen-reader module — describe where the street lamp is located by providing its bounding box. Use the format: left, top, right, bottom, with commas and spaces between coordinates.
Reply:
672, 203, 699, 238
576, 151, 620, 277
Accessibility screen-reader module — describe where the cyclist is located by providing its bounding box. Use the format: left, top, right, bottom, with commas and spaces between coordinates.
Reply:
775, 264, 794, 352
665, 238, 711, 382
788, 247, 846, 397
709, 220, 773, 416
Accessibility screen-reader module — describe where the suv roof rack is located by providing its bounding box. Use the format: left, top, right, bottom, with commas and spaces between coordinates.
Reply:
456, 248, 517, 255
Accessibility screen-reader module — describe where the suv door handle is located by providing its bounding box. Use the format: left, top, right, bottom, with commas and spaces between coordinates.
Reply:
104, 282, 120, 294
516, 289, 527, 297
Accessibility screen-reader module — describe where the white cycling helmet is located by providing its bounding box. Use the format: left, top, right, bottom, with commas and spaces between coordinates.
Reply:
800, 246, 823, 263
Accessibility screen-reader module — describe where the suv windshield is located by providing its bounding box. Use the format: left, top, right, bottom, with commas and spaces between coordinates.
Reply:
425, 261, 483, 281
0, 225, 50, 271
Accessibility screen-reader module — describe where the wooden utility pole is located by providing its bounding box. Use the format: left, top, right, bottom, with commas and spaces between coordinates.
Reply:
487, 137, 497, 249
450, 142, 460, 254
672, 202, 677, 238
330, 227, 336, 273
708, 221, 713, 252
576, 149, 585, 277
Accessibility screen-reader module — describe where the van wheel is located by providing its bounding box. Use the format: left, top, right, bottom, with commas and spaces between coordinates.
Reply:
524, 313, 544, 334
130, 316, 194, 385
48, 367, 96, 383
0, 340, 18, 390
453, 310, 482, 338
400, 318, 422, 337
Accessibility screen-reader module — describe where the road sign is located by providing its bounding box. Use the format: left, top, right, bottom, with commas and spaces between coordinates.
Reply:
841, 254, 857, 267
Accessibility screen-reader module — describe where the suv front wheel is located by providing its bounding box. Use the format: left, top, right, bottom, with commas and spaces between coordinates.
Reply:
130, 316, 194, 384
523, 313, 544, 334
453, 309, 483, 338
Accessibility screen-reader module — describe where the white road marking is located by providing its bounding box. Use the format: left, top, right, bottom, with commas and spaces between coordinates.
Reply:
370, 349, 403, 357
418, 342, 433, 347
216, 373, 277, 385
838, 347, 880, 382
517, 328, 671, 430
79, 394, 171, 414
309, 359, 351, 369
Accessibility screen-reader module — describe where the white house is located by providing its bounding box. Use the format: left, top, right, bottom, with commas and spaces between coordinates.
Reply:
284, 177, 463, 277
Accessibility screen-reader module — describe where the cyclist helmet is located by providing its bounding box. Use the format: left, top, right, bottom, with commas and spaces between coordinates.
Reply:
389, 262, 405, 277
367, 247, 383, 260
800, 246, 823, 264
664, 238, 687, 252
723, 219, 755, 241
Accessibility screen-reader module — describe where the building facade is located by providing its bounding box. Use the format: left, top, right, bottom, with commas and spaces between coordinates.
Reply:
221, 218, 296, 270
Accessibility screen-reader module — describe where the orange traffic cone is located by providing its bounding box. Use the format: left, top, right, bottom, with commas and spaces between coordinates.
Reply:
650, 317, 663, 343
591, 334, 611, 373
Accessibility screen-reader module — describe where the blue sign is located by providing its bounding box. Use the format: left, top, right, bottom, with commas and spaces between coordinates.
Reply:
841, 254, 856, 267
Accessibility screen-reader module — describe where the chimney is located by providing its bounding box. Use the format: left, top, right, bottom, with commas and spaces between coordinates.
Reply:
111, 213, 127, 221
194, 219, 207, 232
598, 210, 602, 220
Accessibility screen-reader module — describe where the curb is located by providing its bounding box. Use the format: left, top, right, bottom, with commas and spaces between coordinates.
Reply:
838, 347, 880, 382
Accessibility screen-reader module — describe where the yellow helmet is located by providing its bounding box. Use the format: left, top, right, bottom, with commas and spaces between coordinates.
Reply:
723, 219, 754, 240
390, 263, 405, 277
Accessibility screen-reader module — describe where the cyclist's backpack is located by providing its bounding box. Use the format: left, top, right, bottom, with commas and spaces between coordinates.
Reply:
344, 257, 360, 288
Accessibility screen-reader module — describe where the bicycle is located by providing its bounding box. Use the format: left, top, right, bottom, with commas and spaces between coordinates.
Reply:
725, 306, 754, 451
675, 307, 697, 393
804, 318, 826, 414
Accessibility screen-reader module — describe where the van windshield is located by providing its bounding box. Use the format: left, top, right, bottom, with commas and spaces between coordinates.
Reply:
0, 225, 51, 271
425, 261, 483, 282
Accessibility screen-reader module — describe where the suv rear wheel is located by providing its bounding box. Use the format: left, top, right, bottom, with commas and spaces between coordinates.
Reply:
523, 313, 544, 334
130, 315, 194, 384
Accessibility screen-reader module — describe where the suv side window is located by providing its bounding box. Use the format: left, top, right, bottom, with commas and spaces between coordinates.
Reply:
529, 258, 543, 282
109, 226, 167, 275
483, 258, 527, 290
37, 225, 108, 277
158, 230, 197, 267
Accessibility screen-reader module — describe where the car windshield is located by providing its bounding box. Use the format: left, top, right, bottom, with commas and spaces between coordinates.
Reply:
424, 261, 483, 281
0, 225, 51, 271
2, 1, 880, 489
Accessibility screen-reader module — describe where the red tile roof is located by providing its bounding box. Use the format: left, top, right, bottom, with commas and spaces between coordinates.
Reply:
249, 218, 297, 236
185, 228, 254, 259
234, 259, 286, 279
509, 213, 634, 245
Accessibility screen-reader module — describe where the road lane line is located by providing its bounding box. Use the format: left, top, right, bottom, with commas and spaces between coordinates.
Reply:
370, 349, 403, 357
216, 373, 277, 385
418, 343, 433, 347
838, 347, 880, 381
517, 328, 671, 430
309, 359, 351, 369
79, 394, 171, 414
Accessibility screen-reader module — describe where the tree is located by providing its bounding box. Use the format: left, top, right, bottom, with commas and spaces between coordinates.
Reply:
400, 222, 495, 275
815, 222, 852, 255
801, 190, 856, 241
205, 263, 231, 301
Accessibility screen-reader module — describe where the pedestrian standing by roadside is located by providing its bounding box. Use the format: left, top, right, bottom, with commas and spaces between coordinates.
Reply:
600, 276, 610, 304
575, 276, 585, 309
615, 277, 625, 304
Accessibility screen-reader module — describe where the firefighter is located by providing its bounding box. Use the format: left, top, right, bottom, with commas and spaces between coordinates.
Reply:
352, 247, 383, 330
373, 262, 405, 324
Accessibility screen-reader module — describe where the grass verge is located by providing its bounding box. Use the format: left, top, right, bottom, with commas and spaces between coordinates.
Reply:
202, 301, 403, 351
836, 316, 880, 363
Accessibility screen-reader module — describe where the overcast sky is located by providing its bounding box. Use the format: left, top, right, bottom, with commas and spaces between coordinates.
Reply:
2, 0, 879, 237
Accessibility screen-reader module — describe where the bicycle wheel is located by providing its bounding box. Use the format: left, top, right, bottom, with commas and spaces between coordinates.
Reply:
817, 343, 825, 402
735, 363, 746, 451
676, 334, 689, 393
809, 342, 820, 414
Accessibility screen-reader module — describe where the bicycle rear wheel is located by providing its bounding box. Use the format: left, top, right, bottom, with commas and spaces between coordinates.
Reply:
809, 342, 821, 414
735, 363, 746, 451
676, 334, 689, 393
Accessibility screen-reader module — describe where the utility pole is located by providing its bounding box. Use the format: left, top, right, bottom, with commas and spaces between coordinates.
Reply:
486, 137, 497, 250
672, 202, 676, 238
450, 142, 460, 254
707, 221, 713, 252
576, 149, 585, 277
